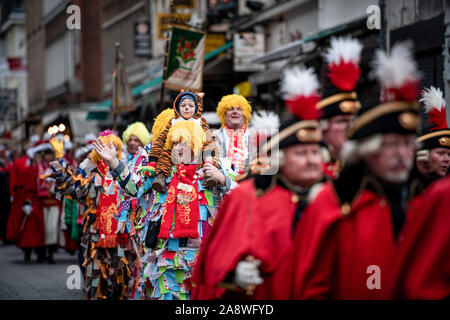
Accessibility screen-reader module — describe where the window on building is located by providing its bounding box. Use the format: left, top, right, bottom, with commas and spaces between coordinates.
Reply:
45, 32, 73, 91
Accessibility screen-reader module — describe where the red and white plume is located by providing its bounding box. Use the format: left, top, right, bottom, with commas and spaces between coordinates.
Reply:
250, 110, 280, 130
420, 86, 448, 131
372, 41, 421, 102
280, 66, 321, 120
323, 36, 362, 91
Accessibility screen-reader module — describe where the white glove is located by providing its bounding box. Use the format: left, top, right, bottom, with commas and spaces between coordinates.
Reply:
22, 204, 33, 216
234, 259, 263, 289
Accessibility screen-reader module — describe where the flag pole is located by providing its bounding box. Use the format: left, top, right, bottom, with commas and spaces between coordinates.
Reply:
113, 42, 120, 132
159, 0, 174, 113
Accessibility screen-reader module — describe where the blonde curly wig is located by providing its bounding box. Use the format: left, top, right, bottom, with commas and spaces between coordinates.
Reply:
122, 122, 151, 146
165, 121, 205, 156
216, 94, 252, 126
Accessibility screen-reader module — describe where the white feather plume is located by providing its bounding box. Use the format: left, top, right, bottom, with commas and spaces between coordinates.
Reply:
371, 41, 419, 89
420, 86, 446, 112
323, 37, 362, 65
250, 110, 280, 130
280, 66, 319, 100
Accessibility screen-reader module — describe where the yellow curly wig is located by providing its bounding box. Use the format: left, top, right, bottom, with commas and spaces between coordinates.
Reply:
151, 108, 175, 143
122, 122, 151, 145
216, 94, 252, 126
90, 134, 123, 164
165, 121, 205, 156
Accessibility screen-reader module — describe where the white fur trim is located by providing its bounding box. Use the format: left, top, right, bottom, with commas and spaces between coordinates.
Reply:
323, 37, 362, 65
372, 41, 419, 89
420, 86, 446, 112
280, 66, 319, 100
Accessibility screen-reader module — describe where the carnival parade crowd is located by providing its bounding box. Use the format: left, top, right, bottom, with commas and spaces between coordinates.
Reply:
0, 37, 449, 300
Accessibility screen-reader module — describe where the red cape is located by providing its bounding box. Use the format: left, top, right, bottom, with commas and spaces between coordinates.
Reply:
385, 176, 450, 299
192, 179, 298, 299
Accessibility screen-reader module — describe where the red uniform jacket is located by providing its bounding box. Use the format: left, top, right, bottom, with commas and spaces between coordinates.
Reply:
16, 163, 45, 248
290, 181, 424, 299
192, 178, 300, 299
6, 156, 29, 241
289, 182, 343, 299
385, 176, 450, 299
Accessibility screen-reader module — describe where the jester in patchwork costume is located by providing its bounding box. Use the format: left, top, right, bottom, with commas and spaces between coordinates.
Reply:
116, 122, 152, 298
45, 130, 133, 300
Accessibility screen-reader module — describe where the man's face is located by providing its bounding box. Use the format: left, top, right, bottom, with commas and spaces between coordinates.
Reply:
43, 151, 54, 163
179, 98, 196, 119
225, 106, 245, 129
280, 144, 323, 188
127, 134, 142, 155
172, 142, 193, 164
427, 148, 450, 177
323, 114, 354, 157
364, 133, 415, 184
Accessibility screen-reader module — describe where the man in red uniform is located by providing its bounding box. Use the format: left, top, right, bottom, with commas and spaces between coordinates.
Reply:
316, 37, 363, 179
6, 152, 30, 243
7, 136, 46, 262
289, 42, 428, 299
192, 66, 326, 299
412, 86, 450, 190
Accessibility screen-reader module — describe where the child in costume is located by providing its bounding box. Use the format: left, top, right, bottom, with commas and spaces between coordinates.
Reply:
148, 90, 220, 193
45, 130, 133, 300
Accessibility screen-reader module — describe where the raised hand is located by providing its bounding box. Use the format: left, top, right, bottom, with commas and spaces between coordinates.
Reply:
49, 136, 64, 159
92, 138, 119, 168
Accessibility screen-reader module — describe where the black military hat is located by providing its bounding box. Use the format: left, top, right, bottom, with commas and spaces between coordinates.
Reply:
261, 66, 323, 155
417, 86, 450, 150
316, 37, 363, 119
346, 41, 421, 141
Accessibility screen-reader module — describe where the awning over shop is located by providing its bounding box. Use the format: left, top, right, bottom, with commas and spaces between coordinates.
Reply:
86, 41, 234, 121
250, 18, 366, 65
